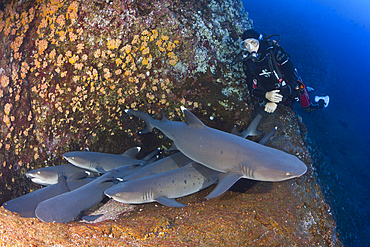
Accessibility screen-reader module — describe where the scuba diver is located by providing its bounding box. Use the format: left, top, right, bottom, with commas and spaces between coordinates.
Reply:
233, 29, 329, 113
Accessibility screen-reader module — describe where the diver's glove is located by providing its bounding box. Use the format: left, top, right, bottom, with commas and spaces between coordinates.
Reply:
265, 90, 283, 103
264, 102, 278, 113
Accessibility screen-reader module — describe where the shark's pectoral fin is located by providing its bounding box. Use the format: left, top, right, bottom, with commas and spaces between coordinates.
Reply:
205, 172, 243, 199
240, 113, 264, 138
258, 126, 277, 145
96, 167, 108, 174
155, 197, 187, 207
81, 214, 104, 222
249, 129, 264, 137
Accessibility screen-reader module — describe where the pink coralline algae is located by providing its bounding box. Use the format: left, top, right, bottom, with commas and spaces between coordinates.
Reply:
0, 0, 340, 245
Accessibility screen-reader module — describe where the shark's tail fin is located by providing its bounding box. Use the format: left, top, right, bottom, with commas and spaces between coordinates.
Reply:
125, 109, 157, 134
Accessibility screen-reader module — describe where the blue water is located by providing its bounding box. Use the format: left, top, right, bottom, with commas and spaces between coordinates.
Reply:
241, 0, 370, 246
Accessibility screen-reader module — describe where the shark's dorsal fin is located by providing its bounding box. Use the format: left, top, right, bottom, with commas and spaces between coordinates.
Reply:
56, 175, 70, 192
156, 197, 187, 207
122, 147, 141, 158
66, 172, 88, 182
161, 109, 168, 122
168, 142, 179, 151
181, 106, 205, 128
231, 125, 241, 136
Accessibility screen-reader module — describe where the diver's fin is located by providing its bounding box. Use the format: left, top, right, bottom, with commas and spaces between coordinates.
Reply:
258, 126, 277, 145
315, 95, 330, 108
306, 86, 314, 92
122, 147, 141, 158
155, 197, 187, 207
205, 172, 243, 199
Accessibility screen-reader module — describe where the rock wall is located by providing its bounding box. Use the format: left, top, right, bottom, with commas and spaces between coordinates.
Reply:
0, 0, 341, 245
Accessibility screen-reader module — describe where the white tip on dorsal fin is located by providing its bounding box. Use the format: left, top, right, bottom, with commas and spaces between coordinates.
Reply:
181, 106, 205, 128
122, 147, 141, 158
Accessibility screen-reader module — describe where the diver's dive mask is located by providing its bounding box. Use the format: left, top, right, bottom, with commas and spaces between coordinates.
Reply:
239, 38, 260, 59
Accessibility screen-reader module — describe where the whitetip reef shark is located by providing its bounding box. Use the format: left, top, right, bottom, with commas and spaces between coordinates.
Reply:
2, 175, 71, 218
35, 164, 140, 223
105, 124, 278, 207
25, 164, 98, 186
2, 173, 96, 218
125, 107, 307, 199
62, 147, 147, 173
105, 162, 219, 207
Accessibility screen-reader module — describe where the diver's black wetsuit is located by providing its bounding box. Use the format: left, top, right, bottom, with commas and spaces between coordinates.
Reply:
242, 40, 323, 112
243, 41, 299, 103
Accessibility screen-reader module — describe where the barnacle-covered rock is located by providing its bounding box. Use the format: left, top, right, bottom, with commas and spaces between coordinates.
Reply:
0, 0, 340, 245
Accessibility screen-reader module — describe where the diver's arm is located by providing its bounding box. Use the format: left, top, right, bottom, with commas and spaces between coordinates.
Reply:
243, 61, 268, 100
252, 88, 268, 100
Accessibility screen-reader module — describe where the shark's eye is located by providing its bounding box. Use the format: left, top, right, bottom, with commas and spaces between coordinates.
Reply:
37, 171, 41, 174
71, 157, 75, 160
286, 172, 292, 176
